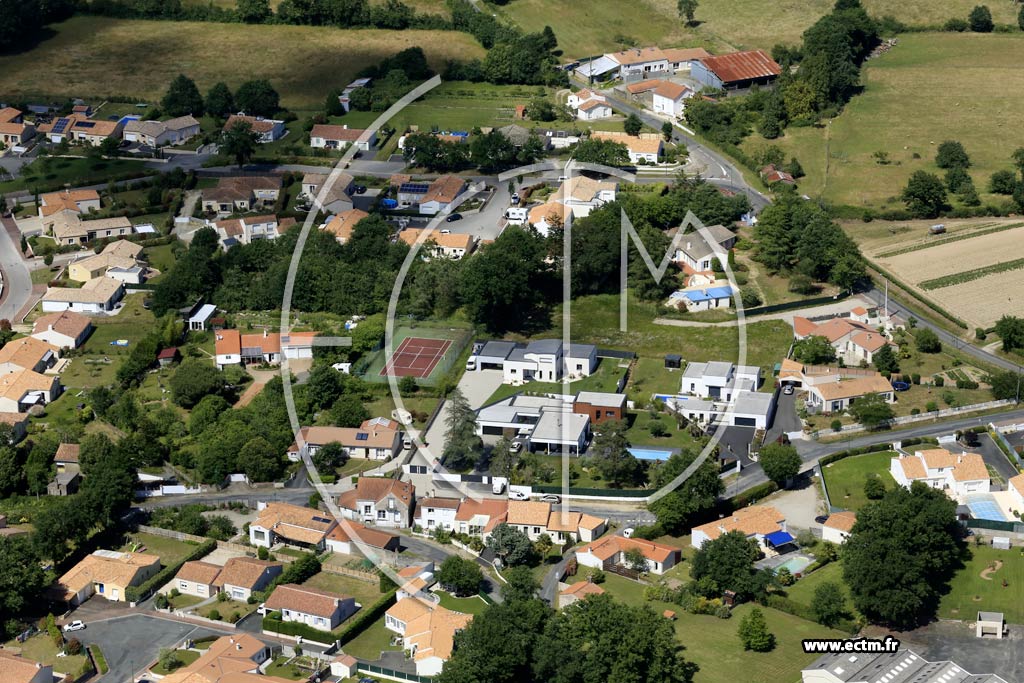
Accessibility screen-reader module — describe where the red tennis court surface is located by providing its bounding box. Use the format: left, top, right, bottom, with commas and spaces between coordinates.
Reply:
380, 336, 452, 378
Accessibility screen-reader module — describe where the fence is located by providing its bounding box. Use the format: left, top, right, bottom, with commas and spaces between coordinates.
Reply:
357, 663, 433, 683
742, 291, 851, 318
817, 399, 1015, 437
321, 561, 379, 584
988, 424, 1022, 467
531, 484, 650, 498
965, 519, 1024, 534
136, 524, 253, 556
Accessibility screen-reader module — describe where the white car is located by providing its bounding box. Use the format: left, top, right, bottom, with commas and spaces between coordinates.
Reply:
508, 490, 529, 500
622, 528, 635, 539
510, 441, 523, 453
540, 494, 561, 504
63, 621, 86, 633
782, 385, 794, 395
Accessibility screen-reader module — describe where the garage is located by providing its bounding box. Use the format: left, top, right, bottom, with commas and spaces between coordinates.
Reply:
476, 340, 517, 370
481, 425, 505, 436
734, 417, 757, 427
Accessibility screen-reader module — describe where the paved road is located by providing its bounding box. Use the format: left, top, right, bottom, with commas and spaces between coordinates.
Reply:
0, 213, 33, 321
75, 613, 232, 683
863, 285, 1022, 374
571, 77, 771, 213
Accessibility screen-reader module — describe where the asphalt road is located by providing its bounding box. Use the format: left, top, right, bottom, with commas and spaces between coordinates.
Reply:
75, 614, 232, 683
863, 285, 1022, 373
0, 213, 33, 321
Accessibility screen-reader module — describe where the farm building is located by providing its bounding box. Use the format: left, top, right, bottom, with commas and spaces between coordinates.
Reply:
691, 49, 781, 91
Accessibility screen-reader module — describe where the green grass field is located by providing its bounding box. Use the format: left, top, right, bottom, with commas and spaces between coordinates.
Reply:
821, 451, 897, 512
745, 33, 1024, 211
302, 570, 384, 608
0, 156, 153, 194
120, 531, 198, 566
2, 633, 88, 677
150, 649, 201, 676
939, 545, 1024, 623
0, 16, 485, 109
488, 0, 1022, 58
339, 617, 403, 660
569, 572, 848, 683
783, 561, 860, 620
436, 590, 491, 615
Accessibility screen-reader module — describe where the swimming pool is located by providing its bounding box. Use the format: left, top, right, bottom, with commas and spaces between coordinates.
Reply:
778, 556, 813, 576
628, 447, 674, 461
966, 494, 1007, 522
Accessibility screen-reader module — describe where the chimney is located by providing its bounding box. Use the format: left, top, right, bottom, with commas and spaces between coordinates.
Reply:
229, 637, 235, 644
236, 643, 242, 651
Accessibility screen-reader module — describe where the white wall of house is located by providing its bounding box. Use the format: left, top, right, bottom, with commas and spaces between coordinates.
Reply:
174, 578, 216, 599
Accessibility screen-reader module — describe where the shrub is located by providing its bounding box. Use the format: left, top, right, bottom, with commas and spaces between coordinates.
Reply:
831, 419, 842, 432
257, 546, 269, 560
911, 373, 921, 385
911, 408, 920, 415
229, 611, 241, 623
975, 327, 987, 341
926, 401, 939, 412
207, 609, 221, 621
933, 375, 944, 387
66, 638, 82, 656
155, 593, 169, 609
587, 568, 606, 584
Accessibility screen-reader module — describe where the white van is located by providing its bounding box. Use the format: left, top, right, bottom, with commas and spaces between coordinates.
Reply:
465, 357, 477, 371
491, 480, 506, 495
403, 436, 413, 450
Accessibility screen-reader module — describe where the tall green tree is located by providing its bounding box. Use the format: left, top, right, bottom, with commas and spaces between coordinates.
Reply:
588, 419, 642, 488
0, 536, 46, 636
935, 140, 970, 169
237, 436, 284, 482
792, 335, 836, 364
847, 392, 894, 430
221, 119, 261, 169
460, 228, 551, 333
872, 343, 899, 375
995, 315, 1024, 351
648, 448, 724, 534
205, 82, 236, 118
489, 437, 519, 479
968, 4, 993, 32
485, 523, 536, 567
691, 530, 766, 600
677, 0, 698, 24
443, 388, 483, 471
234, 79, 280, 116
623, 113, 643, 137
237, 0, 272, 23
436, 555, 484, 596
901, 171, 947, 218
811, 581, 847, 627
161, 74, 205, 117
738, 607, 775, 651
170, 358, 227, 408
843, 482, 964, 627
758, 442, 801, 487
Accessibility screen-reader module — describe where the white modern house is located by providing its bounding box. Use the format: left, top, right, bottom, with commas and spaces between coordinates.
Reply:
652, 81, 693, 118
498, 339, 598, 384
475, 394, 593, 454
890, 448, 990, 499
414, 497, 461, 531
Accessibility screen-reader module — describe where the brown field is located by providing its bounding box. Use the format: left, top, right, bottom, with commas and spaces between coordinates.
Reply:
846, 218, 1024, 328
0, 16, 484, 108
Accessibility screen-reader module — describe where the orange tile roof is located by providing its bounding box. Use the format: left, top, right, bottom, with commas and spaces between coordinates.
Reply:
176, 561, 222, 585
40, 189, 100, 216
920, 448, 957, 470
653, 81, 691, 101
240, 331, 280, 354
291, 425, 399, 452
327, 521, 398, 550
419, 497, 461, 510
1010, 473, 1024, 498
0, 107, 21, 123
421, 175, 466, 205
400, 601, 473, 663
580, 535, 678, 564
625, 80, 662, 94
54, 442, 80, 463
0, 336, 59, 370
662, 47, 712, 63
691, 505, 785, 541
823, 511, 856, 533
57, 551, 160, 598
851, 306, 868, 315
215, 329, 241, 356
951, 453, 988, 482
609, 46, 667, 65
508, 500, 553, 527
310, 124, 369, 142
578, 99, 610, 112
590, 130, 662, 155
0, 650, 51, 683
528, 201, 570, 226
897, 455, 927, 480
454, 498, 508, 522
225, 114, 279, 135
253, 502, 336, 545
560, 580, 605, 597
0, 369, 56, 402
352, 477, 415, 506
218, 557, 282, 590
323, 209, 369, 242
850, 331, 890, 353
792, 316, 818, 338
265, 583, 349, 618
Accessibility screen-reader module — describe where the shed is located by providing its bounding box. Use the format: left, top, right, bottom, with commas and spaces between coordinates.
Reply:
976, 611, 1005, 639
665, 354, 682, 369
157, 347, 179, 367
186, 302, 216, 331
992, 536, 1011, 550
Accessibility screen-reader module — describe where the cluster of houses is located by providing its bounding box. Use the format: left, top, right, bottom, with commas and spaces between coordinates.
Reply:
576, 45, 781, 92
779, 359, 895, 415
662, 361, 776, 430
792, 305, 899, 366
522, 175, 618, 235
39, 238, 150, 314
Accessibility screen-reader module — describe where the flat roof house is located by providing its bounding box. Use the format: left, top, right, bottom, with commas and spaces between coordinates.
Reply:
475, 393, 592, 455
691, 49, 781, 91
55, 549, 161, 605
336, 477, 416, 528
287, 420, 403, 462
249, 501, 338, 551
572, 390, 626, 425
690, 504, 788, 549
224, 113, 286, 143
265, 583, 358, 632
493, 339, 598, 384
41, 277, 124, 314
576, 535, 680, 575
218, 557, 283, 601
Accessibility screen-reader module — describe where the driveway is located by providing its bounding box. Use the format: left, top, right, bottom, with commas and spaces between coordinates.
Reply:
75, 614, 233, 682
970, 433, 1018, 486
765, 391, 802, 444
420, 369, 504, 461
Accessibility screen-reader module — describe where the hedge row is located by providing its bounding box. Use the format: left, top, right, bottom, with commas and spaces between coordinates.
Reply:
869, 266, 968, 329
262, 611, 338, 644
763, 594, 859, 635
125, 538, 216, 603
337, 588, 399, 646
730, 480, 778, 509
818, 442, 893, 468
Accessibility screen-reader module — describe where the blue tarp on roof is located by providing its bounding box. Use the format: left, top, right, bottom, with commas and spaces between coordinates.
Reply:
765, 530, 795, 547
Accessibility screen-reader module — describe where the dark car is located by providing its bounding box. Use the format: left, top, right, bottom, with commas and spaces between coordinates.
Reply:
814, 515, 829, 524
353, 185, 367, 194
445, 213, 463, 223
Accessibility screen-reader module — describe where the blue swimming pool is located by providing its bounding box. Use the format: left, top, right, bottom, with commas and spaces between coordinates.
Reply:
778, 555, 814, 576
628, 447, 674, 461
966, 494, 1007, 522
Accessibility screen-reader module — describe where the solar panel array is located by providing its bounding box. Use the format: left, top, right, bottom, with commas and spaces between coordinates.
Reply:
76, 121, 95, 129
51, 117, 70, 134
399, 183, 430, 194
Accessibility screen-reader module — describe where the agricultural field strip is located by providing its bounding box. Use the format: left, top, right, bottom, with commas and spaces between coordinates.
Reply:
879, 226, 1024, 283
925, 269, 1024, 329
919, 257, 1024, 291
874, 222, 1024, 258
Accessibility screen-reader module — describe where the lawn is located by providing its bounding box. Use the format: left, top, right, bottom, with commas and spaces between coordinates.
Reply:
540, 293, 793, 373
783, 561, 860, 620
0, 16, 485, 109
196, 599, 258, 622
302, 571, 384, 609
628, 357, 687, 400
939, 545, 1024, 624
569, 572, 848, 683
144, 243, 179, 275
120, 532, 200, 567
2, 634, 89, 677
150, 649, 201, 676
484, 357, 630, 405
264, 655, 323, 681
339, 617, 403, 660
744, 32, 1024, 211
0, 156, 154, 194
435, 590, 491, 616
31, 267, 59, 285
168, 593, 204, 610
820, 451, 897, 512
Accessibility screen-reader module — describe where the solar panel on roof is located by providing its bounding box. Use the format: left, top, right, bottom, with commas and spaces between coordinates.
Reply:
399, 183, 430, 194
76, 121, 96, 129
51, 117, 70, 134
356, 432, 369, 441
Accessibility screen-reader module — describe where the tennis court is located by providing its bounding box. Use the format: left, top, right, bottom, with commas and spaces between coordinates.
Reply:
380, 336, 453, 379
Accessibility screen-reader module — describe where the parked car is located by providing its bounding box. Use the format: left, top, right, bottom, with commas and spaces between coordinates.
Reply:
622, 527, 635, 539
353, 185, 367, 194
782, 385, 794, 395
540, 494, 560, 504
465, 357, 477, 371
508, 490, 529, 500
492, 480, 506, 495
510, 441, 523, 453
445, 213, 463, 223
511, 192, 520, 205
63, 621, 86, 633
